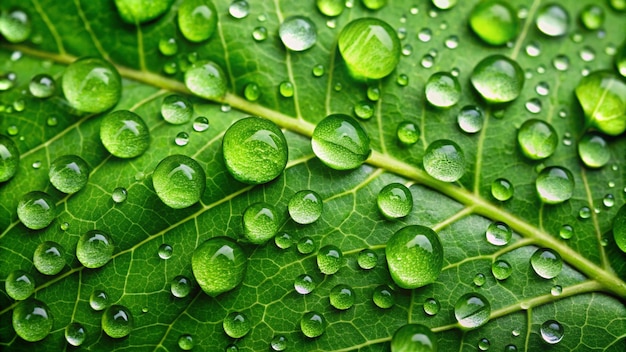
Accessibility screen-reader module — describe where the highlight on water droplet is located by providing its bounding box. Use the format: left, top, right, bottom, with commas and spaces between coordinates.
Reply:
531, 248, 562, 279
423, 139, 465, 182
279, 16, 317, 51
12, 299, 53, 342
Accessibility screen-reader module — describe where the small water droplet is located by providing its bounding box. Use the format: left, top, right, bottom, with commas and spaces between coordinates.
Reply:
60, 222, 70, 231
396, 121, 420, 146
270, 335, 288, 351
425, 72, 461, 108
457, 105, 484, 134
531, 248, 562, 279
174, 132, 190, 146
289, 190, 323, 224
396, 73, 409, 86
192, 237, 247, 297
33, 241, 65, 275
274, 232, 293, 249
536, 4, 569, 37
603, 194, 615, 208
423, 297, 440, 316
62, 57, 121, 113
153, 155, 205, 209
391, 324, 437, 351
478, 337, 490, 351
552, 55, 570, 71
312, 114, 371, 170
102, 305, 133, 338
541, 320, 564, 344
420, 54, 434, 68
525, 98, 542, 114
357, 249, 378, 269
491, 178, 514, 201
444, 35, 459, 49
578, 132, 610, 168
244, 82, 261, 101
252, 26, 268, 41
229, 0, 249, 19
170, 275, 192, 298
300, 311, 327, 338
491, 259, 513, 280
377, 183, 413, 219
90, 290, 109, 311
17, 191, 56, 230
525, 41, 541, 57
353, 101, 374, 119
317, 245, 343, 275
418, 28, 432, 42
178, 0, 217, 42
178, 334, 194, 350
517, 119, 557, 160
536, 166, 574, 204
279, 81, 294, 97
580, 4, 604, 30
312, 64, 325, 77
223, 311, 251, 338
486, 221, 512, 246
192, 116, 209, 132
65, 322, 86, 346
243, 202, 280, 244
471, 55, 524, 103
551, 284, 563, 296
473, 273, 486, 287
329, 284, 355, 310
0, 9, 32, 43
423, 139, 465, 182
29, 74, 56, 98
297, 236, 316, 254
372, 285, 395, 309
5, 270, 35, 300
401, 44, 412, 56
158, 37, 178, 56
158, 243, 173, 259
77, 230, 114, 268
579, 46, 596, 62
469, 1, 518, 45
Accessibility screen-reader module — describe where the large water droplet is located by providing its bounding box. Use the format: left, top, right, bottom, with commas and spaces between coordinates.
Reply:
312, 114, 371, 170
330, 284, 355, 310
289, 190, 323, 224
65, 322, 86, 346
338, 18, 400, 80
386, 225, 444, 289
535, 166, 574, 204
491, 178, 514, 201
317, 245, 343, 275
301, 311, 326, 338
454, 293, 491, 329
76, 230, 114, 268
185, 60, 227, 99
471, 55, 524, 103
152, 155, 206, 209
29, 74, 56, 98
102, 305, 133, 338
62, 57, 121, 113
425, 72, 461, 108
469, 0, 518, 45
33, 241, 65, 275
223, 117, 288, 184
541, 320, 564, 344
17, 191, 56, 230
0, 9, 32, 43
12, 299, 53, 342
377, 183, 413, 219
391, 324, 437, 352
48, 155, 90, 193
492, 259, 513, 280
177, 0, 217, 42
113, 0, 173, 24
517, 119, 558, 160
5, 270, 35, 300
192, 236, 247, 296
243, 202, 279, 244
575, 71, 626, 136
223, 312, 251, 338
279, 16, 317, 51
531, 248, 562, 279
372, 285, 395, 309
0, 134, 20, 182
536, 4, 569, 37
423, 139, 465, 182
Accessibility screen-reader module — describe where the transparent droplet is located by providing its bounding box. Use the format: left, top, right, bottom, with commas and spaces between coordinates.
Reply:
297, 237, 316, 254
536, 166, 574, 204
312, 64, 325, 77
613, 204, 626, 253
425, 72, 461, 108
485, 222, 512, 246
270, 335, 288, 351
418, 28, 432, 42
76, 230, 114, 268
0, 134, 20, 182
46, 116, 58, 127
33, 241, 65, 276
170, 275, 192, 298
279, 81, 294, 97
178, 334, 194, 350
525, 41, 541, 57
289, 190, 323, 224
469, 0, 518, 45
158, 243, 173, 259
423, 297, 440, 316
478, 338, 490, 351
603, 194, 615, 208
559, 224, 574, 240
541, 320, 564, 344
580, 5, 604, 30
317, 245, 343, 275
551, 285, 563, 296
491, 178, 514, 201
177, 0, 217, 42
357, 249, 378, 270
367, 86, 380, 101
362, 0, 387, 10
471, 55, 524, 103
536, 4, 569, 37
153, 155, 205, 209
102, 305, 133, 338
158, 38, 178, 56
193, 116, 209, 132
454, 293, 491, 329
377, 183, 413, 219
444, 35, 459, 49
329, 284, 355, 310
243, 202, 279, 244
353, 101, 373, 119
535, 82, 550, 96
244, 82, 261, 101
579, 46, 596, 62
316, 0, 344, 17
473, 273, 486, 287
517, 119, 558, 160
531, 248, 562, 279
62, 57, 121, 113
423, 139, 465, 182
312, 114, 371, 170
89, 290, 109, 311
5, 270, 35, 300
223, 312, 251, 338
29, 74, 56, 98
300, 311, 327, 338
397, 73, 410, 86
279, 16, 317, 51
160, 95, 193, 125
401, 44, 413, 56
552, 55, 570, 71
185, 61, 227, 100
372, 285, 395, 309
12, 99, 25, 112
65, 322, 86, 346
457, 105, 484, 134
386, 225, 443, 288
7, 125, 19, 136
48, 154, 90, 194
294, 274, 315, 295
396, 121, 420, 146
274, 232, 293, 249
578, 132, 610, 168
12, 299, 53, 342
174, 132, 190, 146
252, 26, 268, 41
491, 259, 513, 280
229, 0, 249, 19
579, 206, 591, 219
391, 324, 438, 351
192, 237, 247, 297
17, 191, 56, 230
420, 54, 434, 68
0, 9, 32, 43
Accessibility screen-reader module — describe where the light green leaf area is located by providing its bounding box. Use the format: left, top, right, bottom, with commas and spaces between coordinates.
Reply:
1, 0, 626, 351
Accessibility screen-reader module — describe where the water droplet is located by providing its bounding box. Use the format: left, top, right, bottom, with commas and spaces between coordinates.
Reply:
174, 131, 189, 146
76, 230, 114, 268
525, 41, 541, 57
316, 0, 344, 16
178, 334, 195, 350
579, 206, 591, 219
158, 37, 178, 57
386, 225, 443, 288
17, 191, 56, 230
517, 119, 558, 160
62, 57, 121, 113
160, 95, 193, 125
357, 249, 378, 270
225, 344, 239, 352
316, 245, 342, 275
278, 16, 317, 52
366, 87, 380, 102
391, 324, 437, 351
577, 132, 610, 168
192, 237, 247, 296
297, 237, 316, 254
65, 322, 86, 346
604, 194, 615, 208
469, 0, 518, 45
541, 320, 564, 344
552, 55, 570, 71
423, 297, 440, 316
396, 73, 410, 86
89, 290, 109, 311
170, 275, 192, 298
338, 18, 400, 80
362, 0, 387, 10
613, 205, 626, 253
486, 221, 512, 246
177, 0, 217, 42
471, 54, 525, 103
279, 81, 294, 98
300, 311, 326, 338
185, 60, 227, 100
551, 284, 563, 296
418, 28, 432, 42
7, 125, 19, 136
12, 299, 53, 342
473, 273, 486, 287
113, 0, 172, 23
294, 274, 315, 294
372, 285, 395, 309
535, 82, 550, 96
270, 335, 288, 351
0, 72, 17, 91
425, 72, 461, 108
223, 117, 288, 184
288, 190, 323, 224
48, 154, 90, 194
352, 101, 372, 120
456, 105, 484, 134
153, 155, 205, 209
12, 99, 25, 112
156, 243, 173, 260
223, 312, 251, 338
377, 183, 413, 219
102, 305, 133, 338
243, 202, 279, 244
28, 74, 56, 99
478, 337, 490, 350
191, 116, 209, 132
536, 166, 574, 204
274, 232, 293, 249
312, 114, 371, 170
454, 293, 491, 329
33, 241, 65, 275
401, 44, 413, 56
5, 270, 35, 300
0, 134, 20, 182
580, 5, 604, 30
0, 9, 32, 43
444, 35, 459, 49
557, 224, 574, 240
229, 0, 249, 19
312, 64, 325, 77
490, 178, 514, 201
420, 55, 434, 69
579, 46, 595, 62
531, 248, 562, 279
396, 121, 420, 146
536, 4, 569, 37
329, 284, 355, 310
423, 139, 465, 182
492, 259, 513, 280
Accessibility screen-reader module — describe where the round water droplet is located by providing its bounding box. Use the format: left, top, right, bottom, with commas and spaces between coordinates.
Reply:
192, 236, 247, 297
525, 98, 542, 114
158, 244, 173, 260
17, 191, 56, 230
244, 82, 261, 101
223, 117, 288, 184
243, 202, 279, 244
294, 274, 315, 294
48, 155, 90, 193
252, 26, 268, 41
279, 16, 317, 51
170, 275, 192, 298
178, 0, 217, 42
517, 119, 558, 160
420, 55, 434, 69
297, 237, 316, 254
312, 114, 371, 170
531, 248, 562, 279
551, 285, 563, 296
0, 72, 17, 91
469, 0, 518, 46
12, 299, 53, 342
111, 187, 127, 203
62, 57, 121, 113
358, 249, 378, 269
163, 61, 178, 75
492, 259, 513, 280
362, 0, 387, 10
614, 204, 626, 253
271, 335, 288, 351
229, 0, 249, 19
5, 270, 35, 300
225, 344, 238, 352
178, 334, 194, 350
160, 95, 193, 125
372, 285, 395, 309
353, 101, 373, 119
174, 132, 189, 146
301, 311, 326, 338
330, 284, 355, 310
33, 241, 65, 275
90, 290, 109, 311
13, 99, 25, 112
579, 46, 596, 62
478, 338, 490, 350
279, 81, 294, 97
289, 190, 323, 224
113, 0, 173, 23
152, 155, 205, 209
396, 121, 420, 146
391, 324, 437, 352
578, 132, 610, 168
471, 55, 525, 103
454, 293, 491, 329
29, 74, 55, 98
317, 0, 344, 16
525, 41, 541, 57
423, 139, 465, 182
317, 245, 343, 275
0, 9, 32, 43
158, 37, 178, 56
185, 60, 227, 100
580, 5, 604, 30
223, 312, 251, 338
536, 166, 574, 204
473, 273, 486, 287
552, 55, 570, 71
535, 81, 550, 96
423, 298, 440, 316
100, 110, 150, 158
274, 232, 293, 249
7, 125, 19, 136
536, 4, 569, 37
338, 18, 400, 80
0, 134, 20, 182
76, 230, 114, 268
579, 206, 591, 219
192, 116, 209, 132
491, 178, 514, 201
386, 225, 444, 289
457, 105, 484, 134
65, 322, 86, 346
418, 28, 432, 42
367, 87, 381, 102
559, 224, 574, 240
541, 320, 564, 344
377, 183, 413, 219
425, 72, 461, 108
102, 305, 133, 338
616, 42, 626, 78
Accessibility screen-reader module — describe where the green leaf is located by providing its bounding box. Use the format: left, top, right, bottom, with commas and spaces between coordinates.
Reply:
1, 0, 626, 351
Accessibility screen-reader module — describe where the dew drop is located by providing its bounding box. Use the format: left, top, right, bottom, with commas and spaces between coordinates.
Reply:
357, 249, 378, 270
551, 285, 563, 296
425, 72, 461, 108
12, 299, 53, 342
541, 320, 564, 344
0, 134, 20, 182
396, 121, 420, 146
377, 183, 413, 219
580, 5, 604, 30
294, 274, 315, 294
559, 224, 574, 240
17, 191, 56, 230
5, 270, 35, 300
454, 293, 491, 329
193, 116, 209, 132
49, 155, 90, 193
353, 101, 373, 119
185, 61, 227, 100
0, 9, 32, 43
62, 57, 121, 113
279, 16, 317, 51
423, 139, 465, 182
312, 114, 371, 170
29, 74, 56, 98
535, 81, 550, 96
473, 273, 486, 287
252, 26, 268, 41
391, 324, 437, 351
367, 86, 380, 101
243, 202, 279, 244
517, 119, 557, 160
270, 335, 288, 351
223, 312, 251, 338
579, 46, 595, 62
372, 285, 395, 309
178, 0, 217, 42
330, 284, 355, 310
274, 232, 293, 249
317, 245, 343, 275
316, 0, 344, 17
491, 178, 514, 201
471, 55, 524, 103
33, 241, 65, 275
289, 190, 323, 224
536, 166, 574, 204
102, 305, 133, 338
491, 259, 513, 280
579, 206, 591, 219
312, 64, 325, 77
153, 155, 205, 209
174, 132, 189, 146
89, 290, 109, 311
478, 338, 490, 351
297, 237, 316, 254
161, 95, 193, 125
397, 73, 410, 85
418, 28, 432, 42
301, 311, 326, 338
575, 71, 626, 136
191, 236, 247, 297
279, 81, 294, 97
578, 132, 610, 168
552, 55, 570, 71
423, 297, 440, 316
65, 322, 86, 346
468, 0, 518, 46
420, 55, 434, 69
244, 82, 261, 101
178, 334, 194, 350
531, 248, 562, 279
525, 41, 541, 57
170, 275, 192, 298
76, 230, 114, 268
457, 105, 484, 134
229, 0, 249, 19
536, 4, 569, 37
